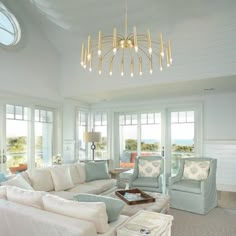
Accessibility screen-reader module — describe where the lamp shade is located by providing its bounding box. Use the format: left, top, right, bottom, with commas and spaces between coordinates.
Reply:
84, 131, 101, 143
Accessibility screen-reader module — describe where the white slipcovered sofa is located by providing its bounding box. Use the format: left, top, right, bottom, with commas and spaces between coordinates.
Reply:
0, 186, 128, 236
2, 162, 116, 200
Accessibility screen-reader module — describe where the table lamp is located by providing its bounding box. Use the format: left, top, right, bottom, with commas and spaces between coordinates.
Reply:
84, 130, 101, 160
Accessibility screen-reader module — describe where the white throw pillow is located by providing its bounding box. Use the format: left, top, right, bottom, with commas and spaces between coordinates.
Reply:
76, 163, 86, 183
183, 160, 210, 181
67, 164, 81, 184
50, 166, 74, 191
42, 194, 109, 233
7, 186, 45, 209
28, 168, 54, 191
0, 186, 7, 199
138, 159, 161, 177
19, 171, 32, 185
1, 174, 34, 190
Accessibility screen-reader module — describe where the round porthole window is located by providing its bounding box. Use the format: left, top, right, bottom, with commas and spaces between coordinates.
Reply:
0, 5, 21, 46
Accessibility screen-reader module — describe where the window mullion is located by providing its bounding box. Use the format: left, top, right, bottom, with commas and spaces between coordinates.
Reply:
137, 113, 141, 156
29, 108, 35, 170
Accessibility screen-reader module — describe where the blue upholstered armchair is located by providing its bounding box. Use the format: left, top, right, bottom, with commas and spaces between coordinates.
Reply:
129, 156, 164, 193
170, 157, 218, 214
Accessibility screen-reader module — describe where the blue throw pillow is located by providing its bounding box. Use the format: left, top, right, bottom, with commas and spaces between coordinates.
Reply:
0, 173, 7, 183
85, 161, 110, 182
73, 194, 125, 222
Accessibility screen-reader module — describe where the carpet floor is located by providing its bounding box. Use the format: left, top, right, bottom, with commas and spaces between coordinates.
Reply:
170, 207, 236, 236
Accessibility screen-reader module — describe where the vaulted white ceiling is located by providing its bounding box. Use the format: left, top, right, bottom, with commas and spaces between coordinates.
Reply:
5, 0, 236, 103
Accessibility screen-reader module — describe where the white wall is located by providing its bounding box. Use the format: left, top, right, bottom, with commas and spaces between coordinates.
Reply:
62, 99, 89, 163
203, 92, 236, 191
0, 0, 61, 101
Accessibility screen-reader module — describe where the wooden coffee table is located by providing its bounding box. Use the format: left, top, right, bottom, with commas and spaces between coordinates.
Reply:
107, 189, 170, 217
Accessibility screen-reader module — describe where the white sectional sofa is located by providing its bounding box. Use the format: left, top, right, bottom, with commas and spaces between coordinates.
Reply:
2, 162, 116, 200
0, 186, 128, 236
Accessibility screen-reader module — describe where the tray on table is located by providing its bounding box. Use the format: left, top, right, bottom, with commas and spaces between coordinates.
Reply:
115, 188, 156, 205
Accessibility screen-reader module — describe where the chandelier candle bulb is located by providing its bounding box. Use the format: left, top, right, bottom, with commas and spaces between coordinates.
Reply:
139, 57, 142, 75
80, 43, 84, 66
89, 51, 93, 72
133, 26, 138, 52
109, 57, 113, 76
98, 57, 102, 74
168, 40, 172, 64
87, 35, 91, 60
147, 29, 152, 55
113, 28, 117, 54
166, 47, 170, 67
131, 58, 134, 77
98, 31, 102, 56
149, 56, 153, 74
121, 56, 124, 76
159, 32, 164, 57
159, 54, 163, 71
83, 48, 87, 69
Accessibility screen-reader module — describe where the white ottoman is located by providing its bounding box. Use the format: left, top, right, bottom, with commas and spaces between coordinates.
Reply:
117, 210, 173, 236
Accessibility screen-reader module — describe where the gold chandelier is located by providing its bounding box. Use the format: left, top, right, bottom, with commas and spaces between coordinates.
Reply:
80, 1, 173, 77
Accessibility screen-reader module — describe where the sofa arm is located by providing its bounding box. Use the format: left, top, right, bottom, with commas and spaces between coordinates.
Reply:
129, 172, 138, 187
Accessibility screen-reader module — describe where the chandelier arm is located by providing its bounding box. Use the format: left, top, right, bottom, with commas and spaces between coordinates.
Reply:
137, 46, 152, 60
102, 35, 123, 40
100, 47, 119, 60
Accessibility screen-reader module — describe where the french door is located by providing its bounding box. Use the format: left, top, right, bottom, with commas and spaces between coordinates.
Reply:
0, 103, 55, 173
117, 108, 200, 175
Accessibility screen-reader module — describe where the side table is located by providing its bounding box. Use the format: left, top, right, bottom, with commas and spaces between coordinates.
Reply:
109, 168, 129, 179
117, 210, 173, 236
118, 169, 134, 189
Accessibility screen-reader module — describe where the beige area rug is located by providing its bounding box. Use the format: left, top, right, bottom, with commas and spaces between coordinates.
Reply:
170, 207, 236, 236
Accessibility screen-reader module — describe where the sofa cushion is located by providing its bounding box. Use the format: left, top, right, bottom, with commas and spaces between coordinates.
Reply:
42, 194, 109, 233
183, 160, 210, 181
172, 179, 201, 194
131, 177, 159, 188
50, 166, 74, 191
76, 163, 86, 183
85, 161, 110, 182
0, 186, 7, 199
19, 171, 32, 185
138, 159, 161, 177
1, 174, 34, 190
74, 194, 125, 223
68, 183, 101, 194
28, 168, 54, 191
49, 190, 79, 200
67, 164, 82, 184
86, 179, 116, 193
7, 186, 45, 209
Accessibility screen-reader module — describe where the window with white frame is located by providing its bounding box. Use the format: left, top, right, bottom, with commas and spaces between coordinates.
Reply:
0, 3, 21, 46
6, 104, 31, 171
77, 110, 88, 161
93, 111, 108, 160
35, 108, 53, 167
170, 111, 195, 174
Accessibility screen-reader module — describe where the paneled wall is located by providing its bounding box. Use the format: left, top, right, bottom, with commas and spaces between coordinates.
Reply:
204, 92, 236, 191
204, 142, 236, 191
